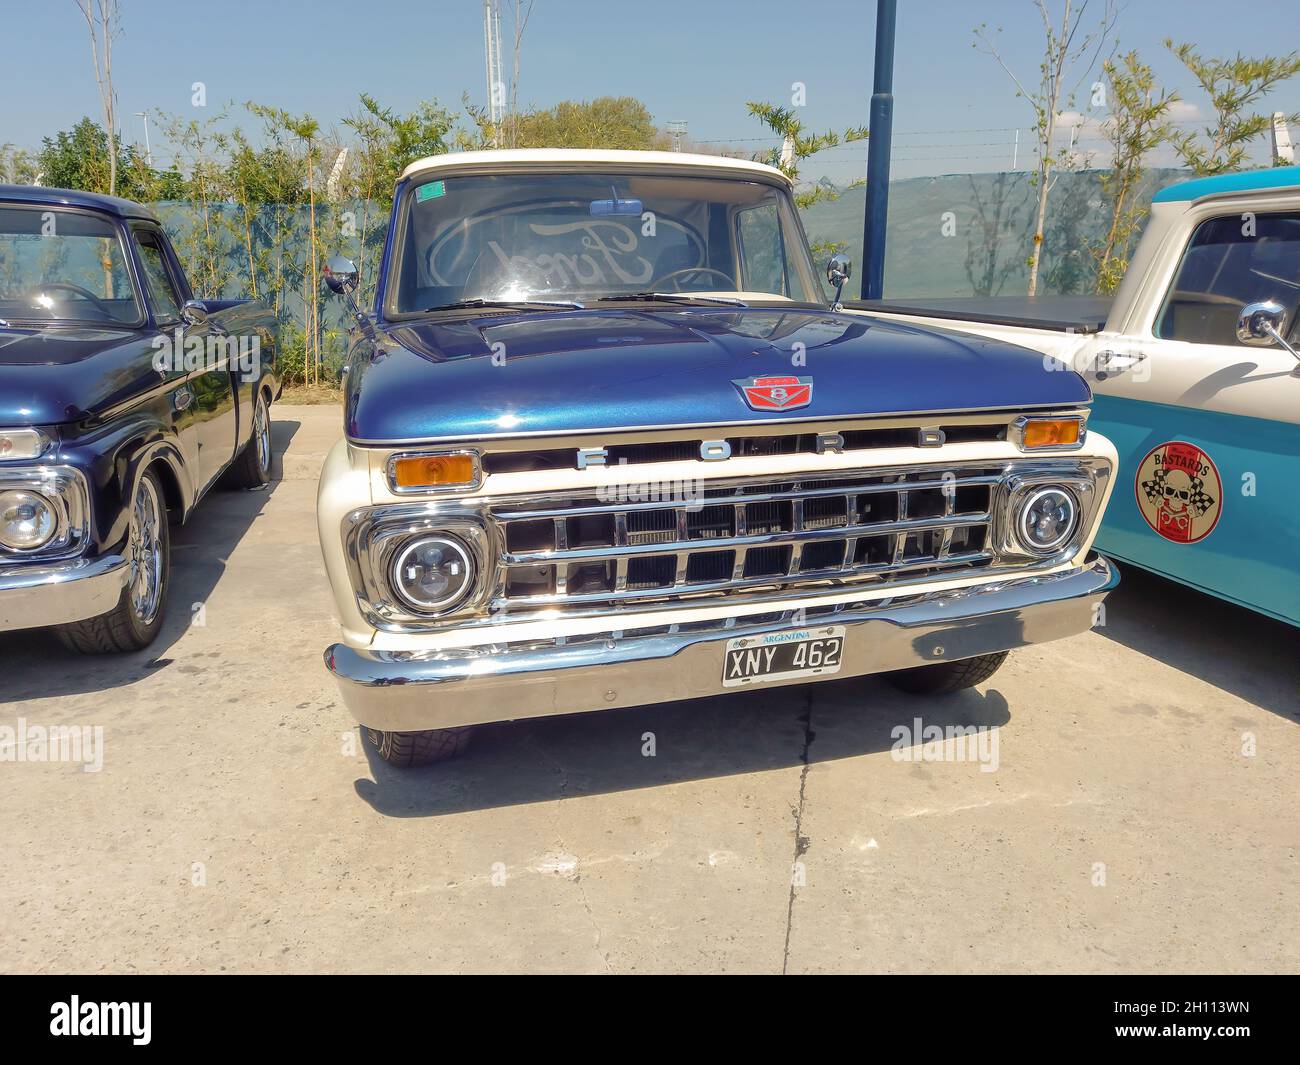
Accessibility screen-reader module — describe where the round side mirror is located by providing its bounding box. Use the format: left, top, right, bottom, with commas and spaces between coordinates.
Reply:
324, 256, 359, 296
826, 253, 852, 288
180, 299, 209, 327
1236, 300, 1287, 347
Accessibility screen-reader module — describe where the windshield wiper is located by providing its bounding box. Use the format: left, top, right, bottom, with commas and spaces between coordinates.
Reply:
422, 297, 585, 312
597, 292, 747, 307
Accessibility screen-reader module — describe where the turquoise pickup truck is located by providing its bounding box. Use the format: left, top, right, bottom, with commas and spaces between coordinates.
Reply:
856, 166, 1300, 628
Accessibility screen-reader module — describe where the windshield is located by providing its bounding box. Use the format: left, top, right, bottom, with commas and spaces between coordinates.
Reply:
0, 206, 142, 326
387, 170, 820, 314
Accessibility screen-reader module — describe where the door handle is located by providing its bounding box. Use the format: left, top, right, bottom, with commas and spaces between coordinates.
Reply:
1090, 349, 1147, 378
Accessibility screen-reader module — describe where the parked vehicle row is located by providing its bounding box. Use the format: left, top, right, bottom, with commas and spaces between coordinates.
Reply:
6, 156, 1292, 770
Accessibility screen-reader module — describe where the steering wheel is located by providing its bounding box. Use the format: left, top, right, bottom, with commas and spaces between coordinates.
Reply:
29, 282, 116, 318
648, 266, 737, 293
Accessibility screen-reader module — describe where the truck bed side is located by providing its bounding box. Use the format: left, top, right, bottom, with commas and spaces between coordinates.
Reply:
843, 295, 1113, 334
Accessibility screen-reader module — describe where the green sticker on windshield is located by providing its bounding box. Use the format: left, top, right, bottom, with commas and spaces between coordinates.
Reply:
416, 180, 446, 202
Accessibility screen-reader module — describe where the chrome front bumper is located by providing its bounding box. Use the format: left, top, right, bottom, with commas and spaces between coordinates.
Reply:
0, 554, 129, 633
325, 555, 1117, 732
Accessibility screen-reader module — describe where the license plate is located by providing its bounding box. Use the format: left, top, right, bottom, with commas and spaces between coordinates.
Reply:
721, 626, 845, 687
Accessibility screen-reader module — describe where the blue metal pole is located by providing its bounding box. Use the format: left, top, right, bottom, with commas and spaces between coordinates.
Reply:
861, 0, 897, 300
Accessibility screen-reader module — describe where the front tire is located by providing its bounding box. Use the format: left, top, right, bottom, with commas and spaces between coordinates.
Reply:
885, 651, 1009, 695
367, 726, 474, 767
224, 388, 272, 489
57, 468, 170, 654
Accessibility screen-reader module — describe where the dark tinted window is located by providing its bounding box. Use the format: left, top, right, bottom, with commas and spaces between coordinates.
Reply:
1157, 212, 1300, 345
388, 171, 818, 313
0, 206, 141, 324
737, 203, 793, 295
132, 228, 183, 321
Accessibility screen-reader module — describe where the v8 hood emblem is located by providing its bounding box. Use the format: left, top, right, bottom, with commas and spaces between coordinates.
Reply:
733, 375, 813, 412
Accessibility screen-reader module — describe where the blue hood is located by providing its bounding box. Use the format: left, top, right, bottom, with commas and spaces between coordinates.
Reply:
0, 325, 158, 426
346, 306, 1090, 443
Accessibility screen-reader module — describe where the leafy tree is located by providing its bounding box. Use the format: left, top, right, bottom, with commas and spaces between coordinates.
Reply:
246, 104, 325, 383
155, 111, 234, 298
37, 118, 114, 193
0, 144, 39, 184
36, 117, 152, 198
225, 105, 319, 351
464, 96, 671, 150
124, 153, 187, 202
227, 130, 308, 207
744, 102, 867, 264
964, 172, 1034, 297
343, 94, 455, 209
337, 94, 453, 307
1165, 41, 1300, 175
976, 0, 1118, 296
36, 115, 183, 203
1092, 51, 1177, 293
745, 101, 868, 211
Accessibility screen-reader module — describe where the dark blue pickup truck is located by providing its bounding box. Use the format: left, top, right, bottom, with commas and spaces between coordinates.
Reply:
0, 186, 279, 652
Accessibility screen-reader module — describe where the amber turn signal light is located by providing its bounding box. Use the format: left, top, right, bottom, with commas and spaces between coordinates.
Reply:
0, 429, 51, 460
391, 453, 477, 490
1021, 418, 1081, 449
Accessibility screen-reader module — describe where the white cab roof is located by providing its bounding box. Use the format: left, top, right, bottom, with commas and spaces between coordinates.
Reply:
399, 148, 791, 186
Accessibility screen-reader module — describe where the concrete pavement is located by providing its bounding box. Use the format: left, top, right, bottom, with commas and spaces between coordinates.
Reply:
1, 404, 1296, 973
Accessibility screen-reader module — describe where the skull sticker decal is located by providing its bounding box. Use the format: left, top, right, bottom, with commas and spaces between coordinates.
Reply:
1135, 440, 1222, 544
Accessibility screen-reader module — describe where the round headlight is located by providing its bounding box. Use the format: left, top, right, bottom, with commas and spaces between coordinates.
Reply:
1017, 486, 1078, 553
390, 534, 475, 614
0, 489, 57, 551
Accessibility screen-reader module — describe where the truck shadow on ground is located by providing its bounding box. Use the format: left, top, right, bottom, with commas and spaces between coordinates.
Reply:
1095, 564, 1299, 722
353, 680, 1011, 817
0, 418, 299, 700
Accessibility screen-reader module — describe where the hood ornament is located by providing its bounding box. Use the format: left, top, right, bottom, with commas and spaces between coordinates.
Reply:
733, 375, 813, 412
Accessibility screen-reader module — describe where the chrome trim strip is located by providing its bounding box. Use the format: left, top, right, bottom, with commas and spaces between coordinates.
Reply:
0, 553, 129, 631
496, 551, 994, 608
495, 473, 1003, 520
324, 556, 1118, 732
347, 405, 1090, 446
502, 511, 990, 566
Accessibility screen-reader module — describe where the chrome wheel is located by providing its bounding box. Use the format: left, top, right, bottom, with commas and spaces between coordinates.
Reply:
254, 393, 271, 473
127, 475, 164, 624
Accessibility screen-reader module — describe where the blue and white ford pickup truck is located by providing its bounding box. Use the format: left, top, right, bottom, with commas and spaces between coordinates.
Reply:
0, 186, 279, 652
858, 166, 1300, 628
318, 149, 1119, 766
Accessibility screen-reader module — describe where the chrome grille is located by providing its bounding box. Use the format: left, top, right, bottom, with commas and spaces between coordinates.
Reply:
492, 466, 1002, 613
480, 420, 1011, 474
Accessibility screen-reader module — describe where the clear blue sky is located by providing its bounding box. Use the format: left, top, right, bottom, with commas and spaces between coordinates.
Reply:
4, 0, 1299, 181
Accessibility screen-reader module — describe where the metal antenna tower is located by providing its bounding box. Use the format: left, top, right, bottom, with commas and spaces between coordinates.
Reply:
483, 0, 505, 147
